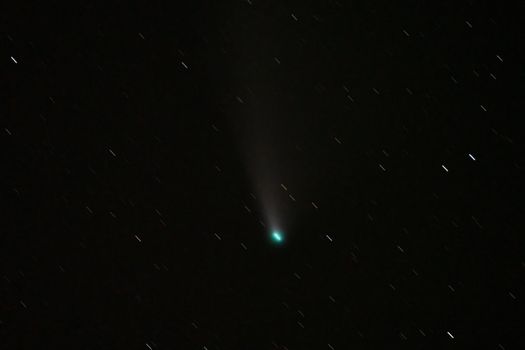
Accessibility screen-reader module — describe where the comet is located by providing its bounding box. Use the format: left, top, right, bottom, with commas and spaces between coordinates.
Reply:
271, 231, 283, 243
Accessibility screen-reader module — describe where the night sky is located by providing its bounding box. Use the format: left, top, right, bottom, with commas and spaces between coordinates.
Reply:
3, 1, 525, 348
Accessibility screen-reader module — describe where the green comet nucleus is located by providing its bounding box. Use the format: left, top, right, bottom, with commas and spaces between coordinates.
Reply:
271, 231, 283, 243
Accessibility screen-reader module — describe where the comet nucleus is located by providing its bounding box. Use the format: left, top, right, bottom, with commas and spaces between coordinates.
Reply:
271, 231, 284, 243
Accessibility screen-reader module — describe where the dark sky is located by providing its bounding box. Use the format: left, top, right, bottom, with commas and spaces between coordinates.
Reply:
3, 0, 525, 348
